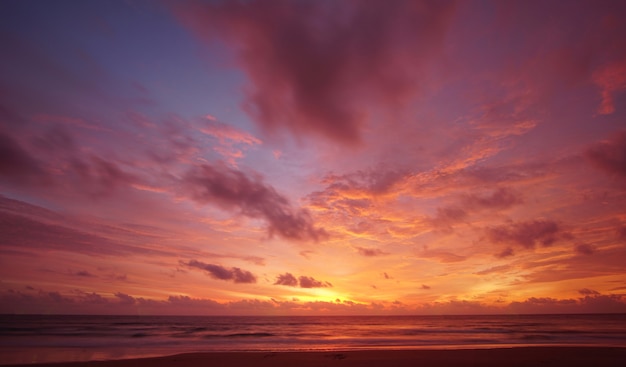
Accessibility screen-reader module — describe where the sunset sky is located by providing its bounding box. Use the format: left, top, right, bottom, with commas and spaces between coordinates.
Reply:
1, 0, 626, 315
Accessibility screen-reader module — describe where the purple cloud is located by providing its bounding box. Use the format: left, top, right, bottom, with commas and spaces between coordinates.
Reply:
182, 260, 257, 284
185, 163, 326, 241
274, 272, 298, 287
487, 219, 562, 249
585, 131, 626, 177
462, 187, 523, 210
274, 273, 332, 288
0, 132, 47, 185
298, 276, 332, 289
176, 0, 457, 145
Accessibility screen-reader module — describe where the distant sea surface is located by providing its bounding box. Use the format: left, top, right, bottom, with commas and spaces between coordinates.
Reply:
1, 314, 625, 364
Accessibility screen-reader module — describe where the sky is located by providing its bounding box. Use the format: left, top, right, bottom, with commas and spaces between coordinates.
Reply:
1, 0, 625, 315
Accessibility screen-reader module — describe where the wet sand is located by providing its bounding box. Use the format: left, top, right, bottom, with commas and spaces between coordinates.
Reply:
3, 347, 626, 367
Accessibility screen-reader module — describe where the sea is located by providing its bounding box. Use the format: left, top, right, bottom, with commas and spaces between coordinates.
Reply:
1, 314, 625, 365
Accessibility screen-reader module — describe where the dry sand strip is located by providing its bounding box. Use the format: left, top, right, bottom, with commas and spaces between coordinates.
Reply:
4, 347, 626, 367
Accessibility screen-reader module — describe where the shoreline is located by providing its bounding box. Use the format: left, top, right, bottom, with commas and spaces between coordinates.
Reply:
3, 347, 626, 367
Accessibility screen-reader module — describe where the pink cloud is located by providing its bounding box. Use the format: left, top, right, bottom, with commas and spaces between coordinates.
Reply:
199, 118, 261, 165
429, 206, 468, 229
0, 132, 47, 185
200, 118, 261, 146
585, 131, 626, 178
306, 168, 407, 216
593, 59, 626, 115
176, 0, 457, 144
0, 195, 174, 258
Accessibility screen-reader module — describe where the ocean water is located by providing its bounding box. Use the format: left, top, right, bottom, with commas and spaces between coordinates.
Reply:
1, 314, 625, 364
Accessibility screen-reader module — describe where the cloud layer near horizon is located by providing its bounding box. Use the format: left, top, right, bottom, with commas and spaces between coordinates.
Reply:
1, 287, 625, 315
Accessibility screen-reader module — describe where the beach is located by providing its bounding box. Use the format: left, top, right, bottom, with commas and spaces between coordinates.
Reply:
3, 347, 626, 367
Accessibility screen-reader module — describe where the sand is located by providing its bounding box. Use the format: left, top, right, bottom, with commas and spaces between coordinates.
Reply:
3, 347, 625, 367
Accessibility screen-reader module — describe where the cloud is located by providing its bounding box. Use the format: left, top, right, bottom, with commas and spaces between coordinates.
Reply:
273, 272, 332, 288
421, 284, 431, 290
461, 187, 523, 210
428, 188, 523, 230
495, 247, 514, 258
0, 132, 47, 185
274, 272, 298, 287
317, 168, 409, 198
593, 59, 626, 115
298, 276, 332, 289
0, 196, 172, 257
429, 206, 468, 228
0, 125, 140, 198
73, 270, 95, 278
114, 292, 136, 305
474, 264, 512, 276
184, 163, 326, 241
487, 219, 562, 250
1, 287, 625, 315
199, 118, 261, 165
182, 260, 257, 284
585, 131, 626, 177
0, 210, 144, 256
355, 246, 389, 257
299, 250, 314, 260
619, 226, 626, 241
578, 288, 600, 296
418, 249, 467, 263
71, 155, 139, 197
176, 0, 457, 144
507, 294, 626, 314
202, 252, 266, 266
575, 243, 595, 256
